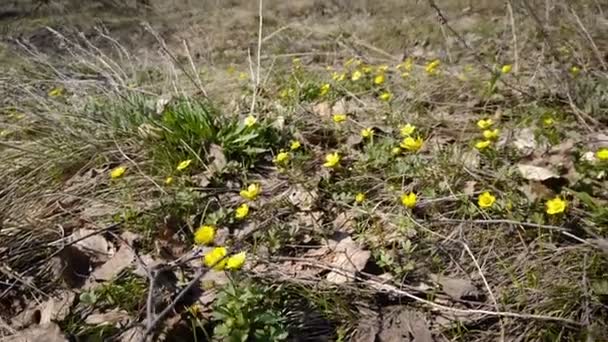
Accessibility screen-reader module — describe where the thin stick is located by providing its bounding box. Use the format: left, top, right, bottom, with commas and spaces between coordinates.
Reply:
249, 0, 264, 115
506, 0, 519, 73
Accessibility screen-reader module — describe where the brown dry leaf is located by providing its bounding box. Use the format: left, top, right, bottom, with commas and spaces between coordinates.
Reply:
40, 291, 75, 324
517, 164, 559, 181
332, 211, 356, 234
463, 181, 477, 196
118, 326, 146, 342
89, 245, 135, 282
351, 308, 380, 342
520, 182, 555, 202
84, 309, 129, 326
513, 128, 537, 156
429, 274, 481, 301
378, 306, 434, 342
346, 134, 364, 147
312, 101, 331, 118
191, 171, 212, 188
12, 323, 68, 342
209, 144, 227, 172
326, 237, 370, 284
70, 229, 113, 263
331, 98, 348, 114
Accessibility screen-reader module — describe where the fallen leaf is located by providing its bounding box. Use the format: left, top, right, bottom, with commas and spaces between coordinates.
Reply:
287, 185, 318, 211
326, 237, 370, 284
84, 309, 129, 326
89, 245, 135, 282
332, 211, 356, 234
208, 144, 227, 172
12, 323, 68, 342
40, 291, 75, 324
118, 326, 145, 342
378, 306, 433, 342
331, 98, 348, 115
346, 134, 364, 147
517, 164, 559, 181
69, 229, 113, 263
463, 181, 477, 196
312, 101, 331, 118
513, 128, 537, 156
429, 274, 482, 301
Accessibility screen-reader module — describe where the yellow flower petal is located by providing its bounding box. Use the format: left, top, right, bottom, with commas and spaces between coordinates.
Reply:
476, 118, 494, 130
361, 128, 374, 138
355, 193, 366, 203
274, 151, 290, 165
333, 114, 347, 123
110, 166, 126, 179
482, 129, 500, 140
244, 115, 257, 127
290, 140, 301, 151
400, 124, 416, 137
596, 148, 608, 161
478, 191, 496, 208
546, 197, 567, 215
400, 136, 423, 152
226, 252, 247, 270
379, 92, 393, 102
401, 192, 417, 208
203, 247, 227, 270
373, 73, 385, 85
194, 225, 216, 245
240, 183, 261, 201
501, 64, 512, 74
323, 152, 341, 168
235, 203, 249, 219
475, 140, 492, 150
176, 159, 192, 171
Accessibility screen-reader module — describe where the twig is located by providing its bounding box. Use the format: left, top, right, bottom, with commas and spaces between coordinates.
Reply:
506, 0, 519, 73
249, 0, 264, 115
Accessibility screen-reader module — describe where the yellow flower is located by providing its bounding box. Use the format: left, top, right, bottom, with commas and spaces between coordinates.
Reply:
425, 59, 440, 75
274, 151, 290, 165
110, 166, 126, 179
478, 191, 496, 208
332, 72, 346, 81
333, 114, 347, 123
543, 118, 554, 126
401, 192, 417, 208
569, 66, 580, 76
391, 147, 402, 155
475, 140, 492, 150
482, 129, 500, 140
400, 123, 416, 137
319, 83, 331, 96
361, 65, 373, 74
244, 115, 257, 127
596, 148, 608, 161
194, 225, 216, 245
397, 58, 414, 72
501, 64, 512, 74
374, 73, 385, 85
48, 87, 64, 97
176, 159, 192, 171
240, 183, 261, 201
377, 65, 389, 72
204, 247, 227, 270
351, 70, 363, 81
165, 176, 173, 185
546, 197, 567, 215
290, 140, 301, 151
379, 92, 393, 102
226, 252, 247, 270
238, 72, 248, 80
355, 193, 366, 203
361, 127, 374, 139
235, 203, 249, 219
323, 152, 341, 168
400, 136, 423, 152
476, 118, 494, 129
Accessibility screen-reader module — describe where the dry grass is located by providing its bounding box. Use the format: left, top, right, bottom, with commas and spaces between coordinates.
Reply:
1, 0, 608, 341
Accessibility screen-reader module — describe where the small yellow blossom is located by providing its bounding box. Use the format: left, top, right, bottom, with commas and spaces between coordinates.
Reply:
361, 127, 374, 139
240, 183, 261, 201
332, 72, 346, 81
401, 192, 417, 208
374, 73, 385, 85
194, 225, 216, 245
110, 166, 126, 179
400, 136, 423, 152
204, 247, 227, 270
333, 114, 347, 123
226, 251, 247, 270
238, 72, 248, 80
165, 176, 173, 185
319, 83, 331, 96
401, 72, 410, 78
379, 91, 393, 102
400, 123, 416, 137
323, 152, 341, 168
244, 115, 257, 127
596, 148, 608, 161
397, 58, 414, 72
235, 203, 250, 219
290, 140, 301, 151
355, 193, 366, 203
546, 197, 567, 215
543, 118, 554, 126
377, 65, 389, 72
476, 118, 494, 129
475, 140, 492, 150
361, 65, 373, 74
482, 129, 500, 140
176, 159, 192, 171
425, 59, 440, 75
391, 147, 402, 155
48, 87, 64, 97
351, 70, 363, 81
569, 66, 580, 76
478, 191, 496, 208
501, 64, 512, 74
274, 151, 290, 165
